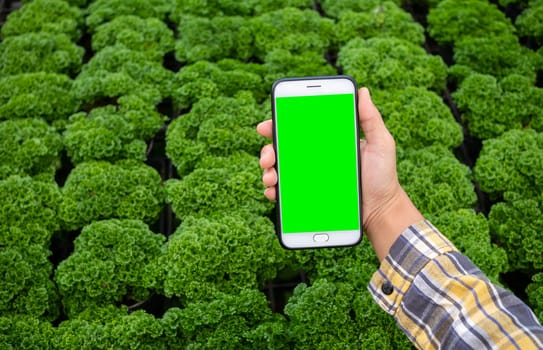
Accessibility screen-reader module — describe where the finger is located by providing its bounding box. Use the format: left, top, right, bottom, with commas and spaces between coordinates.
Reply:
259, 144, 276, 169
256, 120, 273, 138
262, 167, 278, 187
264, 187, 276, 201
358, 87, 390, 145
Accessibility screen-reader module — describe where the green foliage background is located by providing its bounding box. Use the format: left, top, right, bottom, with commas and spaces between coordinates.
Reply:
0, 0, 542, 348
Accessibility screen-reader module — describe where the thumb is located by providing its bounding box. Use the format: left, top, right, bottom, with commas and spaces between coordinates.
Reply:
358, 87, 389, 145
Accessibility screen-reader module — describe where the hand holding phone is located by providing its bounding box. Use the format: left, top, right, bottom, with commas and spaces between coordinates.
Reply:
271, 76, 362, 249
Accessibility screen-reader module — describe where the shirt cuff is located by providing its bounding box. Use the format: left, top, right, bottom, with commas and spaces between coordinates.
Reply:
367, 220, 458, 316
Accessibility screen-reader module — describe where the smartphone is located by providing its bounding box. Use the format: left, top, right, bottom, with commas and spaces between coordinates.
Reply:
271, 76, 362, 249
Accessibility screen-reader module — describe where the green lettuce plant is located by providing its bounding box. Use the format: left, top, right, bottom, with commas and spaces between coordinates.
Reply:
55, 306, 165, 349
170, 0, 312, 18
86, 0, 172, 31
0, 315, 56, 349
250, 8, 335, 60
489, 192, 543, 272
453, 74, 543, 139
61, 160, 164, 230
285, 278, 412, 349
429, 209, 509, 283
338, 37, 447, 92
0, 245, 58, 320
162, 290, 288, 349
474, 129, 543, 198
427, 0, 515, 46
172, 61, 265, 110
262, 49, 336, 88
320, 0, 401, 18
73, 46, 174, 106
372, 87, 463, 150
0, 0, 83, 40
0, 32, 84, 76
398, 146, 477, 215
92, 15, 174, 61
0, 175, 62, 234
516, 0, 543, 44
175, 15, 253, 63
55, 219, 165, 316
0, 118, 63, 180
166, 152, 273, 220
64, 96, 166, 164
0, 73, 79, 124
334, 3, 425, 46
166, 93, 266, 175
527, 273, 543, 321
160, 213, 288, 302
450, 35, 542, 83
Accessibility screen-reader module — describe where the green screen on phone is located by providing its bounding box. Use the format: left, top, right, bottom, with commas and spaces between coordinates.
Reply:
275, 93, 361, 234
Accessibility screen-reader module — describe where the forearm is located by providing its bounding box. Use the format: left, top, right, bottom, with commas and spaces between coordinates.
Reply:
364, 186, 424, 261
368, 221, 543, 349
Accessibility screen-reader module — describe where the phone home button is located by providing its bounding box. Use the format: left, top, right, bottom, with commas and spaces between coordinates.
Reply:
313, 234, 329, 242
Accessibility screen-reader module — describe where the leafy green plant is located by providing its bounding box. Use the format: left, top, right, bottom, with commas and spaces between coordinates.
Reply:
516, 0, 543, 44
427, 0, 515, 46
0, 73, 79, 124
338, 37, 447, 92
73, 46, 174, 106
334, 3, 425, 46
450, 35, 542, 83
429, 209, 509, 283
320, 0, 401, 18
86, 0, 173, 31
474, 129, 543, 199
166, 152, 273, 220
61, 160, 164, 230
64, 95, 166, 164
453, 74, 543, 139
55, 219, 165, 316
372, 87, 463, 150
160, 213, 288, 302
527, 273, 543, 321
175, 15, 253, 63
262, 49, 336, 88
0, 244, 58, 320
0, 315, 56, 349
398, 146, 477, 215
295, 240, 378, 289
0, 32, 84, 76
0, 118, 63, 180
291, 243, 413, 349
167, 93, 266, 175
92, 16, 174, 62
170, 0, 312, 18
250, 8, 335, 60
55, 306, 165, 349
285, 279, 412, 349
489, 192, 543, 272
162, 290, 288, 349
0, 175, 62, 234
172, 60, 266, 110
0, 0, 83, 40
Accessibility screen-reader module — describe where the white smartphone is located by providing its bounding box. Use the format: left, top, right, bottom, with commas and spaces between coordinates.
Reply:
271, 76, 362, 249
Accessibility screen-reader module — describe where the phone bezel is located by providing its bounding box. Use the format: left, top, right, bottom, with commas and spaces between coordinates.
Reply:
271, 75, 363, 249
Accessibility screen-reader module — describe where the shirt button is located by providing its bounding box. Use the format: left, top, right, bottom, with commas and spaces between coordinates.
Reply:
381, 281, 393, 295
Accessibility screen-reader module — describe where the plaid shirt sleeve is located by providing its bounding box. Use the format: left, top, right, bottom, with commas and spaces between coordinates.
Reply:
368, 220, 543, 350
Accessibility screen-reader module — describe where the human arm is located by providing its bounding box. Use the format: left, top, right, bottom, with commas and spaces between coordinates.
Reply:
257, 87, 543, 349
